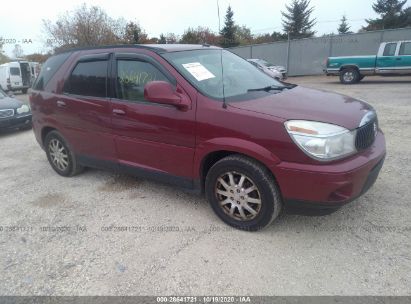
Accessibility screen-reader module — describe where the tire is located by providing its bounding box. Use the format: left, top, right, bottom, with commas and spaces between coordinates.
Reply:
44, 130, 83, 177
22, 88, 28, 94
359, 75, 365, 81
339, 68, 360, 84
205, 155, 282, 231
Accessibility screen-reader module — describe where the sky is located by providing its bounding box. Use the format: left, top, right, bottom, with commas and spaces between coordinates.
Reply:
0, 0, 410, 56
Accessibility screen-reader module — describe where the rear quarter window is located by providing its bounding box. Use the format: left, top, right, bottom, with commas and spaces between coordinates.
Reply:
33, 52, 71, 91
399, 42, 411, 56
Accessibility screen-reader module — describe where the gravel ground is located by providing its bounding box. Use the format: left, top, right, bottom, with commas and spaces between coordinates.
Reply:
1, 75, 410, 296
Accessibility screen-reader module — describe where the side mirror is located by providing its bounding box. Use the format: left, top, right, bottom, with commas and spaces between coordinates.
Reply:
144, 81, 190, 111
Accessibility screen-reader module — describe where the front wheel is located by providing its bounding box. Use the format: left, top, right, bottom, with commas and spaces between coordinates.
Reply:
340, 68, 360, 84
205, 155, 282, 231
44, 131, 83, 177
22, 88, 28, 94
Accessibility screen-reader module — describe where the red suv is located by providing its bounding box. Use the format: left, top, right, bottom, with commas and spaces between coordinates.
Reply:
30, 45, 386, 230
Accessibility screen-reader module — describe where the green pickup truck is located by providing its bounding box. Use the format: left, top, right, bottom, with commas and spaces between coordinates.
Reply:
325, 40, 411, 84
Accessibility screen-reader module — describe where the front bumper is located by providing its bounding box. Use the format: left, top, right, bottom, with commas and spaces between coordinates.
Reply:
0, 114, 32, 130
324, 68, 340, 76
272, 131, 386, 209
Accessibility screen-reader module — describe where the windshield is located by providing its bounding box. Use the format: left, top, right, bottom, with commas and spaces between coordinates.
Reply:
256, 59, 275, 67
0, 89, 7, 99
162, 49, 285, 101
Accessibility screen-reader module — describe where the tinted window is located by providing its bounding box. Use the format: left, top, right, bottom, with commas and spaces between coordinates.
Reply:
116, 60, 169, 102
10, 67, 20, 76
33, 52, 71, 91
399, 42, 411, 55
65, 60, 108, 97
383, 43, 397, 56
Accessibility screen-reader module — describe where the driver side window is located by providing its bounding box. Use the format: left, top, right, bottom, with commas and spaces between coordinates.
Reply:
116, 60, 170, 103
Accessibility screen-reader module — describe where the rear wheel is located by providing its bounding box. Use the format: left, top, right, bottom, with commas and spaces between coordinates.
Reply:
340, 68, 360, 84
22, 88, 28, 94
205, 155, 282, 231
44, 131, 83, 177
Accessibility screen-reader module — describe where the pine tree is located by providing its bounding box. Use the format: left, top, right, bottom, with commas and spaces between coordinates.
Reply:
220, 6, 239, 47
373, 0, 407, 16
338, 15, 351, 34
282, 0, 316, 39
364, 0, 408, 30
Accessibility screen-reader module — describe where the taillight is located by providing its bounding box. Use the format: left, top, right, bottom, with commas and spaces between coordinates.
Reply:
324, 58, 329, 67
6, 78, 10, 84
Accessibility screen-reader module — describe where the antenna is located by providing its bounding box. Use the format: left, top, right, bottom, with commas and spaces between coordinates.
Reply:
220, 49, 227, 109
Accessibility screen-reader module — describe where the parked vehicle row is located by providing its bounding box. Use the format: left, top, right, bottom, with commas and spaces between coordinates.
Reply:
247, 58, 287, 80
0, 60, 40, 93
325, 40, 411, 84
0, 88, 32, 131
30, 44, 385, 230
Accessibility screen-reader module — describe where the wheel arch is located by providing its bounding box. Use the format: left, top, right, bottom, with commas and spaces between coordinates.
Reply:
339, 65, 360, 72
196, 138, 281, 193
41, 126, 57, 146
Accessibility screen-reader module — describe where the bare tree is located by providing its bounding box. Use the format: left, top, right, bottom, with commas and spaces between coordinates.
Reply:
43, 3, 126, 51
123, 22, 148, 44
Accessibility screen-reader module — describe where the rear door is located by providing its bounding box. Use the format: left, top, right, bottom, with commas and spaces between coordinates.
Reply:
110, 52, 196, 186
376, 42, 398, 73
57, 53, 116, 164
9, 64, 23, 89
19, 62, 31, 87
397, 41, 411, 73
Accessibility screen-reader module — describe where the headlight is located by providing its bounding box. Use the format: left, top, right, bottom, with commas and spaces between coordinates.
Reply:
16, 104, 30, 114
285, 120, 357, 161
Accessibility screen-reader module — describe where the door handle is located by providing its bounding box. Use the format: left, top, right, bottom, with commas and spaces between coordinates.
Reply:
112, 109, 126, 115
56, 100, 66, 108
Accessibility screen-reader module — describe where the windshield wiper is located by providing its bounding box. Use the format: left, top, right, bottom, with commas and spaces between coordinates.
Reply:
247, 85, 289, 92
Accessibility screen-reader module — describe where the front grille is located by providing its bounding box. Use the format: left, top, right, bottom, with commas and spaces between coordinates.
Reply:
355, 119, 377, 150
0, 109, 14, 119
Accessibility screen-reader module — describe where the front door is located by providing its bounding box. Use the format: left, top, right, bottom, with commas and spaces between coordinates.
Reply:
110, 53, 196, 187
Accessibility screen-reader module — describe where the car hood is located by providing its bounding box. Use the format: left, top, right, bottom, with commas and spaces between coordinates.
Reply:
229, 86, 374, 130
0, 97, 24, 109
268, 66, 286, 71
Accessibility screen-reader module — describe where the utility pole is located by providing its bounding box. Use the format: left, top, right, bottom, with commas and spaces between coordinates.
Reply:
217, 0, 221, 33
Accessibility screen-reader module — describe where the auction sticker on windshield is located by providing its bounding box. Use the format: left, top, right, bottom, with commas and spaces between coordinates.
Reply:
182, 62, 215, 81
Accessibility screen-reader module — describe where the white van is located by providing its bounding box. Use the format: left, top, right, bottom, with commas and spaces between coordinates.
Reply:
0, 61, 31, 93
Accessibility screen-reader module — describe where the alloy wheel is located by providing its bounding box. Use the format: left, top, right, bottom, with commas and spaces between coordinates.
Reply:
48, 138, 69, 171
343, 71, 354, 82
215, 171, 262, 221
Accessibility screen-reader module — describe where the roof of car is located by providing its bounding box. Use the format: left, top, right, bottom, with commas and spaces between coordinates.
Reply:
57, 44, 221, 55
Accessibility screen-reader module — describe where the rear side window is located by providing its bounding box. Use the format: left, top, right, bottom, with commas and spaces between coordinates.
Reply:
10, 67, 20, 76
399, 42, 411, 55
383, 43, 397, 56
33, 52, 71, 91
64, 60, 108, 98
